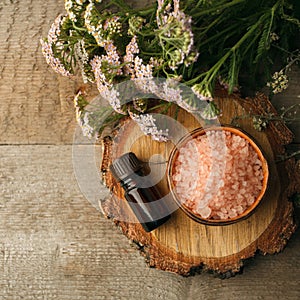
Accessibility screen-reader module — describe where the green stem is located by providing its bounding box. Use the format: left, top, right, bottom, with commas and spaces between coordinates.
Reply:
72, 22, 87, 32
280, 104, 300, 118
135, 6, 156, 17
241, 30, 261, 57
148, 102, 170, 112
278, 150, 300, 161
197, 21, 242, 48
186, 11, 266, 86
110, 0, 132, 12
193, 14, 223, 37
137, 31, 156, 38
141, 51, 161, 56
185, 71, 208, 85
194, 0, 228, 9
190, 0, 246, 18
286, 57, 300, 70
212, 12, 267, 71
160, 102, 172, 114
271, 44, 294, 56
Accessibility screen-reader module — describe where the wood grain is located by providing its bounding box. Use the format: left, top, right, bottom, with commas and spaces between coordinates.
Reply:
0, 0, 299, 298
0, 1, 156, 145
0, 145, 299, 299
0, 145, 189, 300
101, 91, 298, 275
0, 0, 86, 144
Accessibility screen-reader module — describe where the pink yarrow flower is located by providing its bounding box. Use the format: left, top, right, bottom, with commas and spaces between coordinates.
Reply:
40, 39, 72, 77
90, 41, 122, 93
40, 14, 72, 77
124, 36, 140, 76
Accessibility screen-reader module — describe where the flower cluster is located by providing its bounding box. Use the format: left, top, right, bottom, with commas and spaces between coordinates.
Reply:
40, 14, 72, 77
192, 83, 213, 102
73, 90, 94, 138
84, 2, 122, 47
156, 0, 198, 70
129, 113, 169, 142
90, 41, 123, 92
101, 87, 126, 115
128, 16, 145, 36
267, 70, 289, 94
252, 116, 268, 131
65, 0, 86, 22
124, 35, 140, 75
270, 32, 279, 42
41, 0, 299, 140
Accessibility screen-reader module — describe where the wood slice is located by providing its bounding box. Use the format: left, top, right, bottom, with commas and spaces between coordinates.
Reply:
100, 91, 299, 276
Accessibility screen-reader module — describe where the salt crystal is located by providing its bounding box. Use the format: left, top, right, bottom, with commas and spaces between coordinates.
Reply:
236, 205, 243, 214
256, 159, 262, 166
253, 170, 259, 176
247, 197, 255, 205
221, 207, 227, 214
197, 206, 212, 218
228, 209, 238, 218
172, 130, 264, 220
174, 174, 181, 181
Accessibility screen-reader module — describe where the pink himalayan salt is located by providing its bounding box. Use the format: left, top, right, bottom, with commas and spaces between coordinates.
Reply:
171, 130, 264, 220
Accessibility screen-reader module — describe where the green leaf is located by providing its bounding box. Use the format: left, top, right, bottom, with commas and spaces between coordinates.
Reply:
228, 50, 240, 93
254, 10, 274, 63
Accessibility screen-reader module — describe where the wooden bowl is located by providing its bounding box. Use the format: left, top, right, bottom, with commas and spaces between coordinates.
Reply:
167, 126, 269, 225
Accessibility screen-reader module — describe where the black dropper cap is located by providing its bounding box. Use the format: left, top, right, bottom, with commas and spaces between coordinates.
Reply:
109, 152, 142, 182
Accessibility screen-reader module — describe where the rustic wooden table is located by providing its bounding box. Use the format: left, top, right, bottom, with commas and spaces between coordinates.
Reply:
0, 1, 299, 299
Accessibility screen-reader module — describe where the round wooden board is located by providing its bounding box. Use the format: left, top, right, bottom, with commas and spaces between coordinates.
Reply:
100, 91, 299, 276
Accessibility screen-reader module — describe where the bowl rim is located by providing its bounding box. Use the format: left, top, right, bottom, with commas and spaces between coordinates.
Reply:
166, 125, 269, 225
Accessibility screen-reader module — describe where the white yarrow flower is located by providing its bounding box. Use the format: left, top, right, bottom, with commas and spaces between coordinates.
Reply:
101, 88, 126, 115
130, 113, 169, 142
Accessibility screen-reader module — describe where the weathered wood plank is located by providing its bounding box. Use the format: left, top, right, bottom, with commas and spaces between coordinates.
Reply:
0, 145, 189, 299
0, 145, 299, 298
272, 67, 300, 143
0, 0, 299, 298
0, 0, 77, 144
188, 230, 300, 298
0, 0, 156, 145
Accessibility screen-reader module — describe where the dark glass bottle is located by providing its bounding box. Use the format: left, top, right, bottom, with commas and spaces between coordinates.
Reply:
109, 152, 171, 232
